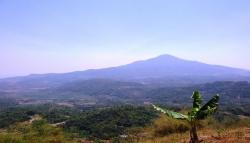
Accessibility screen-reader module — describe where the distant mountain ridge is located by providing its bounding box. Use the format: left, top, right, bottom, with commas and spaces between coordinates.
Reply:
72, 54, 250, 79
0, 54, 250, 90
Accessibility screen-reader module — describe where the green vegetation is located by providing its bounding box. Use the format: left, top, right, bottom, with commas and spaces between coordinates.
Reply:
0, 107, 31, 128
153, 91, 219, 143
0, 120, 78, 143
1, 103, 250, 142
65, 105, 158, 139
0, 105, 158, 141
0, 104, 79, 128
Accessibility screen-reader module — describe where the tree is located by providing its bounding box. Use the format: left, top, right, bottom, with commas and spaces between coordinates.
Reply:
152, 91, 219, 143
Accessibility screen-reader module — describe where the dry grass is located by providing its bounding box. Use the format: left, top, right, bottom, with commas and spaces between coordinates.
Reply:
139, 127, 250, 143
136, 115, 250, 143
150, 115, 190, 137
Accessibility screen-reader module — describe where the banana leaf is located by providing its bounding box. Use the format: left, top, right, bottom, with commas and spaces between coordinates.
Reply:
152, 104, 188, 119
192, 91, 202, 110
188, 91, 203, 119
196, 94, 219, 120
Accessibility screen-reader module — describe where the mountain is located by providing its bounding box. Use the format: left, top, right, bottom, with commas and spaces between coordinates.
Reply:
72, 54, 250, 79
0, 54, 250, 91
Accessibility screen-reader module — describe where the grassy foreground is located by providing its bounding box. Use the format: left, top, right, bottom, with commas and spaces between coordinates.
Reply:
135, 115, 250, 143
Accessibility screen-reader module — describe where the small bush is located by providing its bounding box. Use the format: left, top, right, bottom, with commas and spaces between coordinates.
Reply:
153, 115, 190, 137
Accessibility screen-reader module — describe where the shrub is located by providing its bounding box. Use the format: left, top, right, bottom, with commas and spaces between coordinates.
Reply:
153, 115, 189, 137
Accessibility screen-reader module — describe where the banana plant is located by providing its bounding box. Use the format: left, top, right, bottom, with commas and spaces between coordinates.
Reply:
152, 91, 219, 143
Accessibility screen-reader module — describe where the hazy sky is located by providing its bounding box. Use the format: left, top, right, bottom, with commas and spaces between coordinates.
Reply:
1, 0, 250, 78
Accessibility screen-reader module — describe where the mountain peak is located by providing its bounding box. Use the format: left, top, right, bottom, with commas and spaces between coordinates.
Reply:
137, 54, 186, 65
151, 54, 181, 60
155, 54, 178, 58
